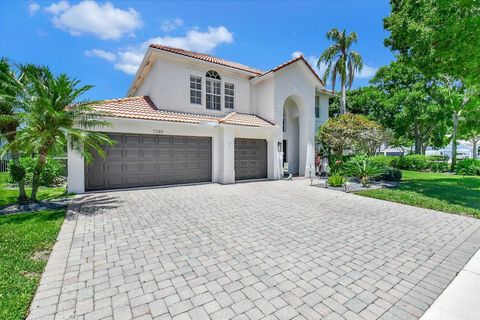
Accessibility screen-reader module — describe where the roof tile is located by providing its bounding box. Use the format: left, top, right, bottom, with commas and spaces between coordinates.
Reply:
149, 44, 263, 75
91, 96, 275, 128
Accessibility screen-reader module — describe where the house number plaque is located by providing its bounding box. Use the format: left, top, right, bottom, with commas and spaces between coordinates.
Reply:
153, 129, 164, 134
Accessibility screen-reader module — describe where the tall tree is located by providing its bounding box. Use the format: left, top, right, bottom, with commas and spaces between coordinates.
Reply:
0, 59, 28, 203
384, 0, 480, 87
318, 28, 363, 114
14, 65, 113, 202
371, 58, 450, 154
328, 86, 384, 118
458, 102, 480, 159
440, 79, 478, 170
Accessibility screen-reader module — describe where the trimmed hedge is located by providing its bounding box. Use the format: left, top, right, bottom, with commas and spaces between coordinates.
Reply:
9, 156, 65, 187
456, 159, 480, 176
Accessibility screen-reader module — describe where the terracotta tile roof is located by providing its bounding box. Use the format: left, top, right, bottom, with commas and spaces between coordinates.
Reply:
91, 96, 275, 128
260, 55, 328, 87
219, 112, 274, 127
149, 44, 263, 75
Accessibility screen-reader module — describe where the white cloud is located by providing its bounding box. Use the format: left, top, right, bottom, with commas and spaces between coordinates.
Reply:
160, 18, 183, 32
149, 26, 233, 53
291, 50, 303, 58
45, 0, 69, 14
357, 64, 378, 78
85, 49, 116, 62
46, 1, 142, 40
114, 49, 145, 74
86, 26, 234, 75
28, 2, 40, 16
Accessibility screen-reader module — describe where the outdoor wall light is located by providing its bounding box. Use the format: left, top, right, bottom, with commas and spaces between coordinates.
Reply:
277, 141, 282, 152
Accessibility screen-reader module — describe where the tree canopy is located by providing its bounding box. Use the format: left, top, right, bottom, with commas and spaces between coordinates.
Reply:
384, 0, 480, 86
370, 58, 451, 154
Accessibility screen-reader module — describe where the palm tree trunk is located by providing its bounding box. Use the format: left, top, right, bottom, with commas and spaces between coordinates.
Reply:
30, 152, 47, 202
340, 78, 347, 114
451, 110, 459, 171
473, 137, 478, 159
10, 151, 28, 204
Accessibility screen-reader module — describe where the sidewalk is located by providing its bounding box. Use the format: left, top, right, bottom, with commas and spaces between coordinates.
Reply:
421, 249, 480, 320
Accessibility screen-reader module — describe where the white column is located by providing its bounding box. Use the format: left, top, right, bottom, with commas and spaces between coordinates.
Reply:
217, 126, 235, 184
67, 146, 85, 194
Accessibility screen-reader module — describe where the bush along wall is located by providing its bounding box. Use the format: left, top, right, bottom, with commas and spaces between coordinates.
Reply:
9, 156, 66, 187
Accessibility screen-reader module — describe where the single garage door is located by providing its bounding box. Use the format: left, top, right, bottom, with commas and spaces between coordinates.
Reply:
85, 133, 211, 191
234, 138, 267, 180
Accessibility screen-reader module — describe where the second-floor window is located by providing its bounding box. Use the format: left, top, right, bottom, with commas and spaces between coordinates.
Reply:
224, 83, 234, 109
206, 70, 221, 110
315, 96, 320, 118
190, 75, 202, 104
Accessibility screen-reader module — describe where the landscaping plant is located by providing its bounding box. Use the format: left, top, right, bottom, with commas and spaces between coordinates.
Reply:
343, 156, 385, 187
316, 113, 388, 157
327, 174, 346, 187
9, 156, 65, 187
0, 58, 28, 203
380, 168, 402, 182
455, 159, 480, 176
1, 62, 113, 202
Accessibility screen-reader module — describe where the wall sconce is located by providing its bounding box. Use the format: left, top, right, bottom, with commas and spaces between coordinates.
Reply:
277, 141, 282, 152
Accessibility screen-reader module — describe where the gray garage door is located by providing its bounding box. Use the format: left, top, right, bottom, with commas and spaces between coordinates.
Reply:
234, 138, 267, 180
85, 133, 211, 191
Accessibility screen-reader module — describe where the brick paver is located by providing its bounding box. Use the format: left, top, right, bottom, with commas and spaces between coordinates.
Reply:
27, 179, 480, 319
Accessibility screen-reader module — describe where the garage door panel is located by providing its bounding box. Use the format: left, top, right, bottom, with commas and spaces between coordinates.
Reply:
106, 163, 123, 173
105, 176, 123, 187
142, 136, 156, 144
235, 138, 267, 180
85, 133, 211, 191
142, 149, 156, 158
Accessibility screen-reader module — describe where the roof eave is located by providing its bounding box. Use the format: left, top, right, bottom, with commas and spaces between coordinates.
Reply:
149, 46, 262, 77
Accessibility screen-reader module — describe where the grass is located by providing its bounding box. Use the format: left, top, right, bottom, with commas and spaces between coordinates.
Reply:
356, 170, 480, 218
0, 172, 69, 206
0, 209, 66, 320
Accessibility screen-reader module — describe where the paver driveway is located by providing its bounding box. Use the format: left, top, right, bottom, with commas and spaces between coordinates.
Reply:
28, 180, 480, 320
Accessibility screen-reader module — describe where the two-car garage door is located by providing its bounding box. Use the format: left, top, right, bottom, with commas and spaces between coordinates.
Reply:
85, 133, 212, 191
85, 134, 267, 191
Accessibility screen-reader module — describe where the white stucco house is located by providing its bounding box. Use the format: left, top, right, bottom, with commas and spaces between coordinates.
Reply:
68, 44, 333, 193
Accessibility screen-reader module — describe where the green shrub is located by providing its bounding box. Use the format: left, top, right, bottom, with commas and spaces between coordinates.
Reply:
9, 156, 65, 186
391, 155, 430, 171
368, 155, 398, 168
328, 174, 346, 187
8, 162, 26, 183
456, 159, 480, 176
343, 156, 385, 186
380, 168, 402, 182
430, 161, 449, 173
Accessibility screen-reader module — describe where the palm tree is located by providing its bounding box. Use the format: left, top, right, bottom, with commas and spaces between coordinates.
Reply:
318, 28, 363, 114
15, 65, 113, 202
0, 58, 29, 203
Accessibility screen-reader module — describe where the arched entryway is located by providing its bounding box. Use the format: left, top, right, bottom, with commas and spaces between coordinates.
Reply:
283, 97, 300, 174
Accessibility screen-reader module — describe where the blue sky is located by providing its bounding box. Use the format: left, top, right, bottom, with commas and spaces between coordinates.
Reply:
0, 0, 394, 101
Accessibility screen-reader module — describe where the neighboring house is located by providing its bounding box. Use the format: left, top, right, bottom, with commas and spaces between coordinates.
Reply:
426, 141, 478, 159
377, 146, 412, 157
68, 45, 333, 193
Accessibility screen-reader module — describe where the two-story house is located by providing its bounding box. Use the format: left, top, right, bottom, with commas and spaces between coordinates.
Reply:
67, 44, 333, 193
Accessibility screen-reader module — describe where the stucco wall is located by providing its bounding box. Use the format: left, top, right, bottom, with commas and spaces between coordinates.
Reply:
67, 117, 281, 193
134, 54, 253, 116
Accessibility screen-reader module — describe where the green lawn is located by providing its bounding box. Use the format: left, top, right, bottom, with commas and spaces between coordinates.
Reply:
0, 172, 69, 206
356, 170, 480, 218
0, 209, 66, 320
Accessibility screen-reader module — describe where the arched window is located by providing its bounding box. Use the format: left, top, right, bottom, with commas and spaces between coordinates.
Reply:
206, 70, 221, 110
